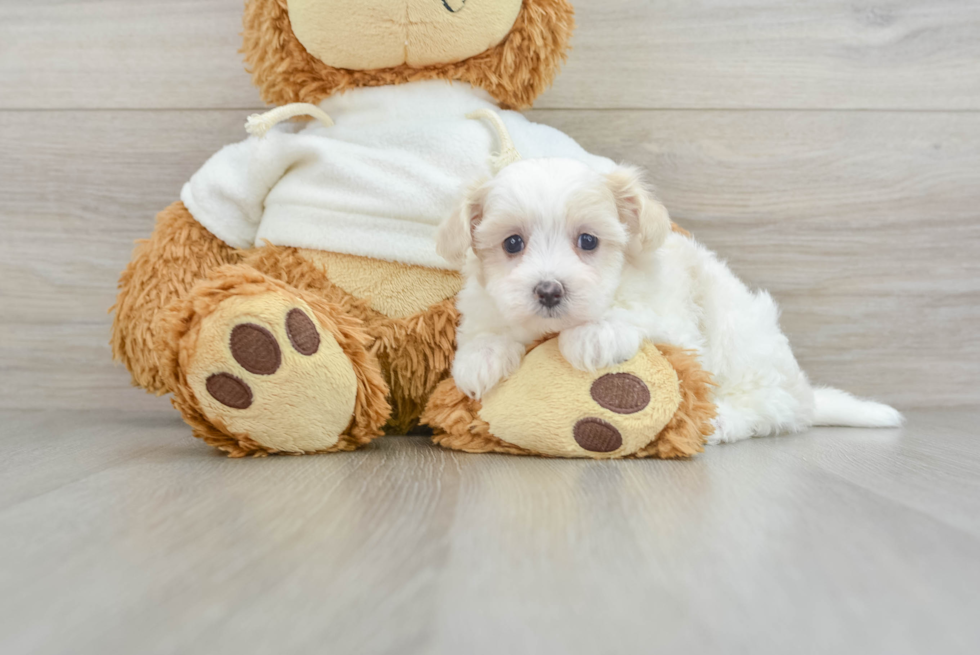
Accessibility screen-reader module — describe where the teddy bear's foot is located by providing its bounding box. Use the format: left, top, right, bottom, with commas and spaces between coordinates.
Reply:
188, 297, 360, 455
159, 266, 389, 457
423, 341, 716, 459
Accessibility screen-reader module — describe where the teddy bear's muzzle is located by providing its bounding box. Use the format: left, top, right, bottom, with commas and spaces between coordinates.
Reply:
286, 0, 523, 70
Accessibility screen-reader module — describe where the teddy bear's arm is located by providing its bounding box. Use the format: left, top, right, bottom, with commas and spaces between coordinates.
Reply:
180, 134, 300, 250
111, 201, 241, 394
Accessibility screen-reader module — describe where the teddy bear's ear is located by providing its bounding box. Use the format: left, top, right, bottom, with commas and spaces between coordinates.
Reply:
459, 0, 577, 110
243, 0, 329, 107
242, 0, 576, 110
437, 179, 490, 268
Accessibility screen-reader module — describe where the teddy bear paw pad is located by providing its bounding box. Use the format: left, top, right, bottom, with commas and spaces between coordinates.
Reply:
285, 308, 321, 355
186, 294, 359, 454
205, 373, 253, 409
590, 373, 651, 414
569, 372, 653, 452
573, 417, 623, 453
228, 323, 282, 375
204, 308, 323, 410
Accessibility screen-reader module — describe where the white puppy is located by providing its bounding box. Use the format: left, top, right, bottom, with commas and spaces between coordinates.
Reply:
437, 158, 902, 443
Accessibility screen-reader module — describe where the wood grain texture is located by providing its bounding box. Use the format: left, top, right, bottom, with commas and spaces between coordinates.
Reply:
2, 0, 980, 110
0, 110, 247, 413
552, 0, 980, 110
0, 0, 251, 110
1, 109, 977, 409
0, 409, 978, 655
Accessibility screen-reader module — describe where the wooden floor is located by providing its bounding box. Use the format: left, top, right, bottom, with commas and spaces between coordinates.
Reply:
1, 409, 978, 655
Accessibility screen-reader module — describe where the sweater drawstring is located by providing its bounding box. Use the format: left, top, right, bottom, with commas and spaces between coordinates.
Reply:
466, 109, 523, 174
245, 103, 335, 138
245, 105, 521, 174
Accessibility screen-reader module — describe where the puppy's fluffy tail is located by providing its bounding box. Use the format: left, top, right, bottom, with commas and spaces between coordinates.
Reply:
812, 387, 903, 428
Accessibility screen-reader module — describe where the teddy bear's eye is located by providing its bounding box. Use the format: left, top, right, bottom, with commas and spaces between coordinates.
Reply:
578, 234, 599, 251
503, 235, 525, 255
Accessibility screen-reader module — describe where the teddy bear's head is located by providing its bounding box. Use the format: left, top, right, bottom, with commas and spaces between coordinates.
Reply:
243, 0, 575, 110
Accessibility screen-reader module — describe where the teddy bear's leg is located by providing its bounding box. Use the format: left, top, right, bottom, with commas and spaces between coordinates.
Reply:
111, 202, 241, 394
369, 299, 459, 435
240, 245, 461, 435
423, 342, 716, 459
156, 264, 390, 457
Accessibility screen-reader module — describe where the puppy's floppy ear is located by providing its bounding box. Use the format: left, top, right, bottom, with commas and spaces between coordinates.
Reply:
437, 179, 490, 267
605, 166, 671, 254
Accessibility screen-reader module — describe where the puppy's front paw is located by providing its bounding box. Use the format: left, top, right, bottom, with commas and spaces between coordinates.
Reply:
452, 337, 525, 400
559, 321, 643, 372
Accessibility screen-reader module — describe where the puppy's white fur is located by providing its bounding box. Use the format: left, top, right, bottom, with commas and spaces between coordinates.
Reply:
437, 158, 902, 443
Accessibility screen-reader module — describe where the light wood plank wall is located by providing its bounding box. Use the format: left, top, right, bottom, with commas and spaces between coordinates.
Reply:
1, 0, 978, 412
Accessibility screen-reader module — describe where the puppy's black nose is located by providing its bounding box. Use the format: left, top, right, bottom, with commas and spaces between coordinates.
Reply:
534, 281, 564, 308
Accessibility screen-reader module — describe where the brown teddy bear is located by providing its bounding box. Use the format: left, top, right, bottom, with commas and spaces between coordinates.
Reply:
111, 0, 715, 459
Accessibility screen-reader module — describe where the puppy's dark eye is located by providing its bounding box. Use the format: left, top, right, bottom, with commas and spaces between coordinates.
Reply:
578, 233, 599, 251
503, 235, 525, 254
